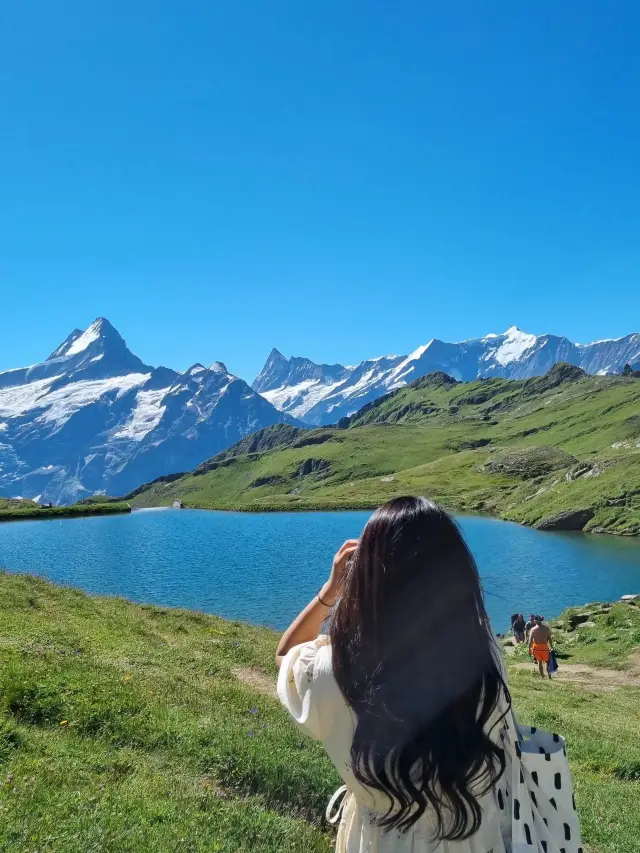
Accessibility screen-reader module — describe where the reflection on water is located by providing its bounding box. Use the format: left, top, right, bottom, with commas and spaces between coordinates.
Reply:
0, 508, 638, 631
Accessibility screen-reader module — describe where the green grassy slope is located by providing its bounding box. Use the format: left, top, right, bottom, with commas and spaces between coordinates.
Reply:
0, 574, 638, 852
131, 366, 640, 535
0, 573, 332, 853
0, 500, 131, 522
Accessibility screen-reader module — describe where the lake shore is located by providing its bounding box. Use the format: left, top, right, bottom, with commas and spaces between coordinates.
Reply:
7, 491, 639, 539
0, 502, 131, 523
138, 494, 640, 538
0, 572, 638, 852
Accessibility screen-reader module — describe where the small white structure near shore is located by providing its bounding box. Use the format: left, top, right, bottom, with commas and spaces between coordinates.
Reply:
172, 499, 184, 509
620, 594, 639, 601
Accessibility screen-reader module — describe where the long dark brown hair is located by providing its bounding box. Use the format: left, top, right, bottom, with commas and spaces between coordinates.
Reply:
330, 496, 509, 838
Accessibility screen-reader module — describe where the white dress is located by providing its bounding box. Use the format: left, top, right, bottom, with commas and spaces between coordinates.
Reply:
277, 636, 512, 853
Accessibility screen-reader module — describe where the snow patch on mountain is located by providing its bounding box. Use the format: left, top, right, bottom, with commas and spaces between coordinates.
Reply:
262, 378, 345, 421
48, 330, 83, 360
64, 320, 103, 356
39, 374, 152, 430
387, 342, 434, 386
112, 388, 170, 441
485, 326, 538, 366
0, 376, 63, 418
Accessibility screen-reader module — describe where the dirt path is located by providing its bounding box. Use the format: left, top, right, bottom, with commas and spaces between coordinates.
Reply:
513, 660, 640, 690
232, 666, 277, 697
237, 656, 640, 697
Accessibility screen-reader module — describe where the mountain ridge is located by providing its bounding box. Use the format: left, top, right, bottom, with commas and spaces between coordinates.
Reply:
3, 319, 640, 506
253, 326, 640, 425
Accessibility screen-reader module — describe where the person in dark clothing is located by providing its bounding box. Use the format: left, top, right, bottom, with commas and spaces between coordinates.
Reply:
512, 613, 526, 643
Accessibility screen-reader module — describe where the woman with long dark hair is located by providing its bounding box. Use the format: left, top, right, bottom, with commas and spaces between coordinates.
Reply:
276, 496, 512, 851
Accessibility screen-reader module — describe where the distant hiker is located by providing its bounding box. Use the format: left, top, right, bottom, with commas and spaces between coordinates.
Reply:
512, 612, 526, 643
529, 616, 553, 679
276, 496, 556, 851
525, 612, 537, 641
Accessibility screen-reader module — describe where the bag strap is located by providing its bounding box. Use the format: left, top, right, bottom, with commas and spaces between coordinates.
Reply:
501, 706, 525, 750
326, 785, 348, 825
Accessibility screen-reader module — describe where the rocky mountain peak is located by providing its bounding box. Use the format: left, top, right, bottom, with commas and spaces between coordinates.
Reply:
41, 318, 151, 383
0, 321, 299, 505
47, 318, 131, 362
266, 348, 287, 363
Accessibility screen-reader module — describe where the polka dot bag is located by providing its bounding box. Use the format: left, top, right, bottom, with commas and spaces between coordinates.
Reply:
497, 712, 583, 853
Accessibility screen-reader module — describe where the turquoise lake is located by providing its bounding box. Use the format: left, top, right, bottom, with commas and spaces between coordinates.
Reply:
0, 508, 639, 632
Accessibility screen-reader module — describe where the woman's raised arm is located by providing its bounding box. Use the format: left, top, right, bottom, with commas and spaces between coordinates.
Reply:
275, 539, 358, 667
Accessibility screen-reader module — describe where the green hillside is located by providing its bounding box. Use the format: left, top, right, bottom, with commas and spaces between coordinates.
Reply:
131, 365, 640, 535
0, 574, 638, 852
0, 498, 131, 522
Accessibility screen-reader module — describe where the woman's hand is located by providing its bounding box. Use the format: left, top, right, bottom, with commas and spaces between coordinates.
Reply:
323, 539, 359, 601
275, 539, 359, 667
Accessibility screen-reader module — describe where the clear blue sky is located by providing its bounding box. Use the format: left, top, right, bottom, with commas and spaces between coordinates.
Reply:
2, 1, 640, 380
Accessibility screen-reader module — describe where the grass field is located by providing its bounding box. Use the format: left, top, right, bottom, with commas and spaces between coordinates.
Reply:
130, 367, 640, 536
0, 499, 131, 522
0, 573, 638, 852
551, 600, 640, 668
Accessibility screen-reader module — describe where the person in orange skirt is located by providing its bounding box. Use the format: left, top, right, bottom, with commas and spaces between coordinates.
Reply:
528, 616, 553, 679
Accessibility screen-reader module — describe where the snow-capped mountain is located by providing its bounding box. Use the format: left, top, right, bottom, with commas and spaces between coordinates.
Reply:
0, 319, 299, 504
253, 327, 640, 425
4, 319, 639, 503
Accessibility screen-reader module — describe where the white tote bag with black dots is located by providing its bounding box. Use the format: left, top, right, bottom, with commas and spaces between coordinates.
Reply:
496, 713, 583, 853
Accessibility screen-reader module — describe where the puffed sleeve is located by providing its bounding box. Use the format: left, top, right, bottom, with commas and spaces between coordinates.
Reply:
486, 639, 513, 745
277, 635, 332, 741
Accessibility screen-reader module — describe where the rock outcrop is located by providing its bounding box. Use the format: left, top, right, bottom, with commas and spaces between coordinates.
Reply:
294, 458, 332, 477
536, 508, 595, 532
484, 446, 577, 479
